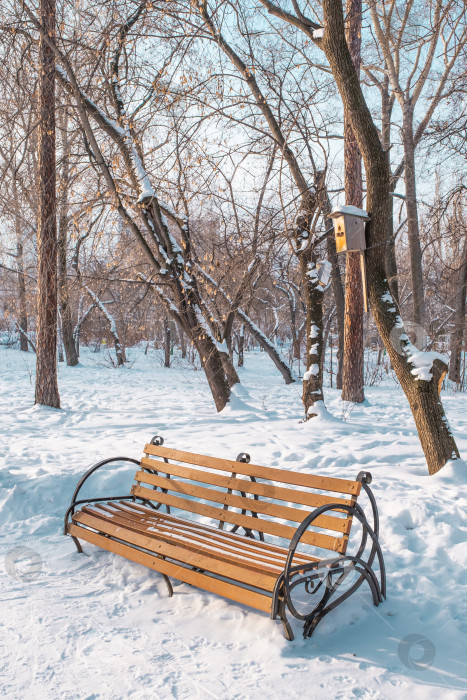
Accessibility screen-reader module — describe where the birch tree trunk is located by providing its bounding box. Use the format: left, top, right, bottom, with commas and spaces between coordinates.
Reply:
16, 238, 29, 352
448, 244, 467, 384
57, 108, 79, 366
299, 252, 325, 415
35, 0, 60, 408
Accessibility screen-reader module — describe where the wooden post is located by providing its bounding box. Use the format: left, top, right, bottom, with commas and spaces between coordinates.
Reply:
360, 251, 369, 313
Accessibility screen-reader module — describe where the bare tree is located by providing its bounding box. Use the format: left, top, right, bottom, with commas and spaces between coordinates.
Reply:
367, 0, 466, 327
319, 0, 460, 473
192, 1, 333, 416
21, 1, 234, 409
259, 0, 461, 473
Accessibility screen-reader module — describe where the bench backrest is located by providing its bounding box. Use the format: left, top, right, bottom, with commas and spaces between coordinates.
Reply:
131, 444, 362, 556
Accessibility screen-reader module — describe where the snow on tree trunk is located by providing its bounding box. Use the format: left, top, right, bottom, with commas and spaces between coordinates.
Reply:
73, 302, 95, 358
84, 287, 125, 367
57, 110, 79, 367
300, 255, 325, 417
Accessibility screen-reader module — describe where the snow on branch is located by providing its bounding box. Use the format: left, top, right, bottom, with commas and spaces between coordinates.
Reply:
138, 273, 181, 319
381, 291, 448, 382
84, 286, 125, 365
56, 65, 154, 204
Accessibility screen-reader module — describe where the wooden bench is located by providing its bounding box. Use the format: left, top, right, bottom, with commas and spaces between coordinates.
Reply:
64, 436, 386, 640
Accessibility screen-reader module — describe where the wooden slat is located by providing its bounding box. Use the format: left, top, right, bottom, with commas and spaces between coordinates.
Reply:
82, 505, 285, 576
139, 459, 353, 515
143, 444, 361, 496
114, 502, 316, 566
68, 523, 272, 613
73, 511, 278, 591
134, 471, 351, 535
132, 484, 346, 553
99, 503, 295, 569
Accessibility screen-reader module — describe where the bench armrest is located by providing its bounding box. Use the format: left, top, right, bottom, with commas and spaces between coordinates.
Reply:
272, 482, 386, 631
64, 456, 140, 534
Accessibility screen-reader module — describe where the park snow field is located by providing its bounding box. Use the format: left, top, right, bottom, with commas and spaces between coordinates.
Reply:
1, 345, 466, 700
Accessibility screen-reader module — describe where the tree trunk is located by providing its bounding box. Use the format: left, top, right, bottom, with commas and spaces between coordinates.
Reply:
194, 333, 231, 411
300, 254, 325, 416
321, 0, 460, 474
177, 321, 187, 359
164, 316, 171, 367
342, 252, 365, 402
238, 325, 245, 367
381, 77, 399, 307
57, 109, 79, 366
35, 0, 60, 408
57, 314, 64, 362
289, 295, 300, 360
292, 184, 327, 417
16, 240, 29, 352
342, 0, 365, 404
448, 245, 467, 384
326, 235, 345, 389
326, 209, 345, 389
73, 302, 95, 358
220, 351, 241, 387
11, 154, 30, 353
292, 333, 301, 360
385, 187, 400, 307
236, 308, 295, 384
276, 284, 302, 361
13, 178, 29, 352
402, 104, 425, 327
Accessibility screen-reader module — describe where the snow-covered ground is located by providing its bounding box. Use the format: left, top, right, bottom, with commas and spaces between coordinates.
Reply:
1, 346, 466, 700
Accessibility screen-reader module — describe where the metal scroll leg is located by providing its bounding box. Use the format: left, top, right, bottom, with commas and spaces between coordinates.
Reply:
277, 596, 294, 641
155, 555, 173, 597
71, 535, 83, 554
161, 574, 174, 597
302, 574, 333, 639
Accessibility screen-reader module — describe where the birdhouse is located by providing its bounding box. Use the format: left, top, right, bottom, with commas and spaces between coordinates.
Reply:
329, 206, 370, 253
316, 260, 332, 288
